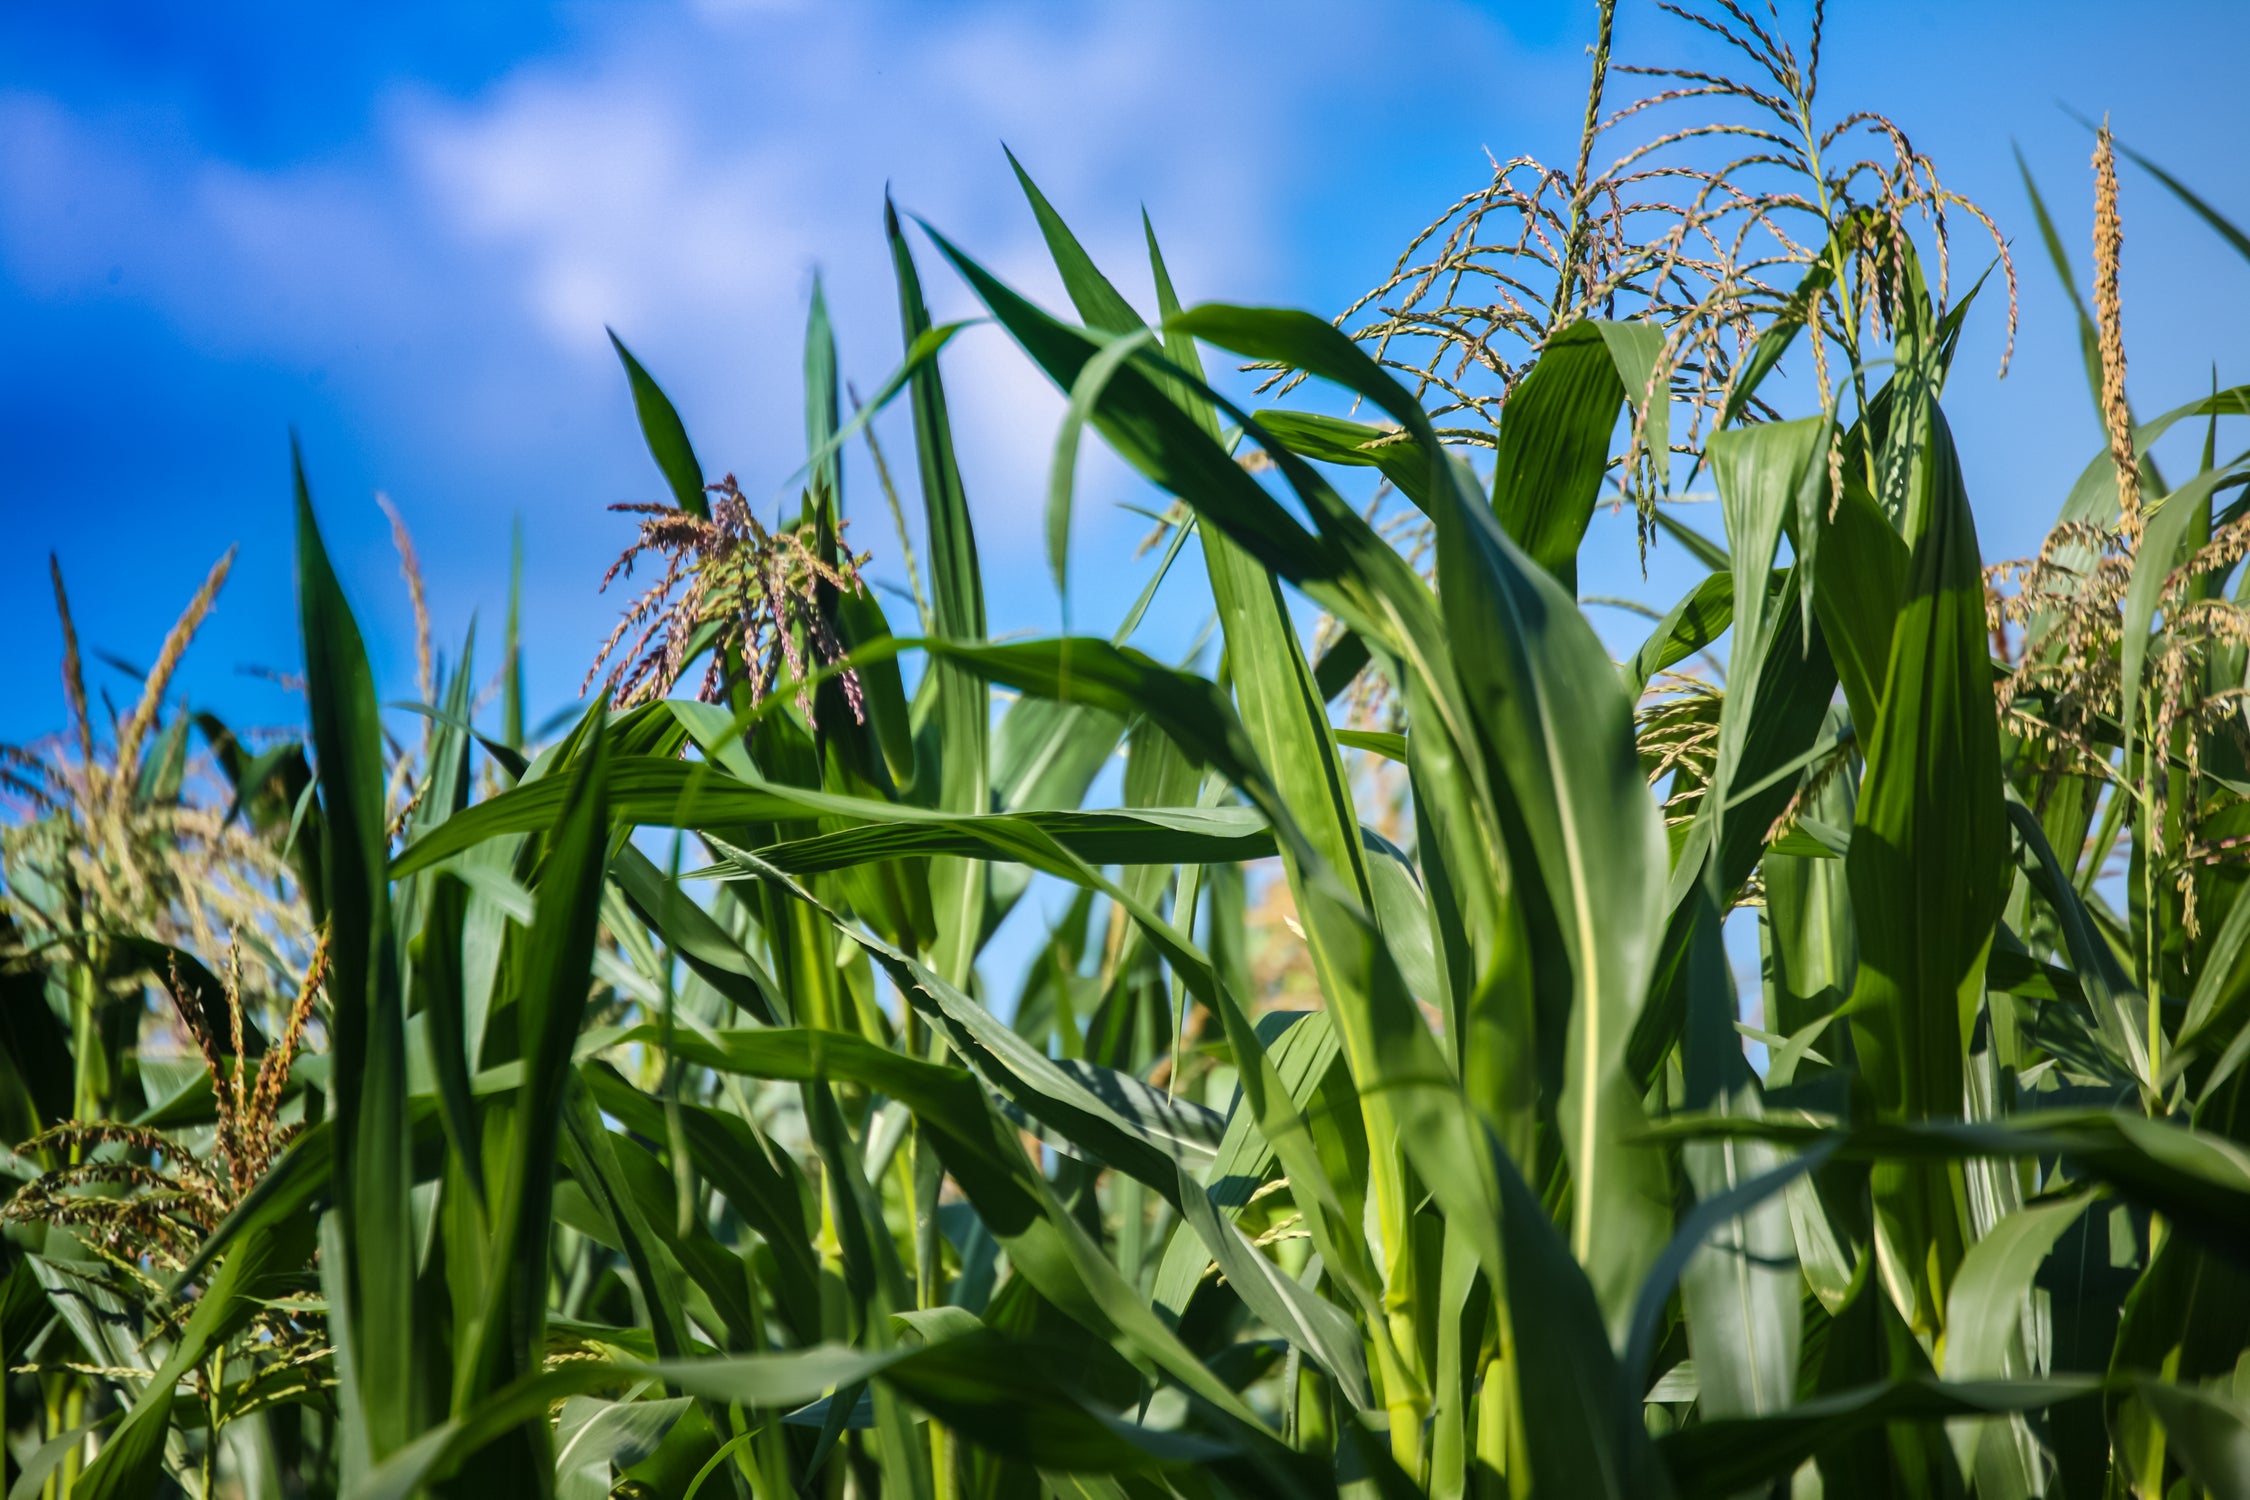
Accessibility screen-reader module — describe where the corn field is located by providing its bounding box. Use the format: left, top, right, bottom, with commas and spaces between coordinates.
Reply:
7, 3, 2250, 1495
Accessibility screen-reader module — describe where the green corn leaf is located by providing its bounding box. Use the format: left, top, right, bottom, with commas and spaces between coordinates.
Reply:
1795, 461, 1909, 739
1488, 320, 1628, 592
609, 839, 783, 1023
986, 691, 1130, 932
1597, 318, 1669, 502
615, 1022, 1276, 1433
1656, 1376, 2100, 1500
1402, 705, 1539, 1167
873, 1333, 1243, 1476
887, 197, 988, 989
1004, 196, 1398, 1001
2114, 140, 2250, 272
1625, 1138, 1836, 1395
2014, 147, 2107, 421
367, 1326, 1309, 1500
355, 1346, 907, 1500
2101, 1061, 2250, 1485
1362, 825, 1442, 1013
2004, 796, 2149, 1086
805, 272, 842, 510
8, 1415, 122, 1500
1628, 429, 1843, 1092
932, 638, 1285, 821
608, 331, 707, 516
924, 229, 1394, 647
1007, 146, 1145, 334
2135, 1378, 2250, 1500
1943, 1190, 2098, 1382
1114, 505, 1201, 654
1249, 831, 1660, 1497
991, 693, 1127, 816
786, 319, 977, 516
1168, 1159, 1376, 1410
736, 805, 1272, 875
1843, 400, 2008, 1332
1252, 409, 1436, 510
1626, 569, 1734, 694
835, 582, 920, 792
1654, 506, 1731, 570
1761, 705, 1857, 1071
411, 656, 486, 1187
413, 872, 481, 1198
26, 1255, 151, 1387
411, 623, 478, 833
937, 650, 1392, 1328
796, 1063, 925, 1500
1313, 630, 1372, 704
2177, 882, 2250, 1094
1048, 326, 1160, 601
2120, 457, 2250, 771
1711, 417, 1824, 735
1646, 424, 1835, 922
295, 444, 418, 1459
394, 752, 1270, 878
1334, 728, 1406, 763
454, 706, 610, 1461
558, 1084, 696, 1357
1676, 885, 1804, 1419
690, 846, 1254, 1201
582, 1062, 821, 1343
1147, 1011, 1340, 1315
1486, 1132, 1676, 1499
1648, 1110, 2250, 1267
1423, 1215, 1482, 1500
2053, 385, 2250, 530
1148, 302, 1676, 1337
554, 1397, 690, 1500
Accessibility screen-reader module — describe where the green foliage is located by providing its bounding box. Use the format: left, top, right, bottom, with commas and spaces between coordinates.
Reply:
9, 6, 2250, 1497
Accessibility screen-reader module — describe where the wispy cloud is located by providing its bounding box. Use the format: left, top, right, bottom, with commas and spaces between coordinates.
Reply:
0, 0, 1521, 731
1, 3, 1377, 515
379, 1, 1336, 519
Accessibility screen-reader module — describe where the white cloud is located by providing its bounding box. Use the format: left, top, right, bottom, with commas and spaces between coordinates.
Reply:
0, 0, 1517, 663
356, 0, 1322, 527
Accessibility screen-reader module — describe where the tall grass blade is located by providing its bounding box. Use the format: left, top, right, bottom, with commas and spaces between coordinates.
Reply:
295, 445, 419, 1460
451, 705, 611, 1481
608, 333, 708, 517
1843, 404, 2008, 1331
887, 199, 989, 987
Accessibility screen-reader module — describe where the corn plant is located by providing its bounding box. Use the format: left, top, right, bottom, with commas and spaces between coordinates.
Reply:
8, 3, 2250, 1497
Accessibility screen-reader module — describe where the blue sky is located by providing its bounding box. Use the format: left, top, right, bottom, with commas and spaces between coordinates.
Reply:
5, 0, 2248, 754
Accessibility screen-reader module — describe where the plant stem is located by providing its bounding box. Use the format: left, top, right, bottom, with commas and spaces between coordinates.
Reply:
59, 1381, 84, 1497
660, 836, 696, 1240
70, 962, 102, 1134
1554, 0, 1618, 322
852, 382, 934, 637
